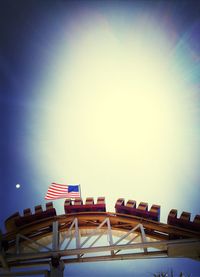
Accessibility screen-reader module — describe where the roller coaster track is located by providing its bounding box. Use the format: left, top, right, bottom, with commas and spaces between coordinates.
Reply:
0, 205, 200, 276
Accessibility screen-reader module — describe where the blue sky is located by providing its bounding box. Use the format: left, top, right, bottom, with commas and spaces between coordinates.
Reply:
1, 0, 200, 276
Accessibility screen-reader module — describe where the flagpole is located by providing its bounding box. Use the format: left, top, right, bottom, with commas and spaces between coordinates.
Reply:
79, 184, 82, 198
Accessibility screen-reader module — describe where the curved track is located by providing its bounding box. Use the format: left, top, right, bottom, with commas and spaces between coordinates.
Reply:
1, 201, 200, 276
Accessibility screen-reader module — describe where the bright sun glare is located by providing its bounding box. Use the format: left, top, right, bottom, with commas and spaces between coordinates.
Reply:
33, 13, 198, 217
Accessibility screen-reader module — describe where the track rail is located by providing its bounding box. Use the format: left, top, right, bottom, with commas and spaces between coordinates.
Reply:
1, 212, 200, 273
3, 212, 200, 242
1, 197, 200, 276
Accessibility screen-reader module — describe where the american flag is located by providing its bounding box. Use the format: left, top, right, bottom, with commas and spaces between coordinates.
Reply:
45, 183, 81, 200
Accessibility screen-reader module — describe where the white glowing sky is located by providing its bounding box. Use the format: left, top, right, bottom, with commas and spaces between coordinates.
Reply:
30, 12, 200, 221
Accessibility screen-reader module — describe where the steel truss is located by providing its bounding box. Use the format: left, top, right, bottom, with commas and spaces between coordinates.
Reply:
0, 214, 200, 276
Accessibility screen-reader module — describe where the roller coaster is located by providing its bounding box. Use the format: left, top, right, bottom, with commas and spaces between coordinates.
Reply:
0, 197, 200, 276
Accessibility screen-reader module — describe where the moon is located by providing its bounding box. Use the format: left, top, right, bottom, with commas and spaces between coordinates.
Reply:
16, 184, 21, 189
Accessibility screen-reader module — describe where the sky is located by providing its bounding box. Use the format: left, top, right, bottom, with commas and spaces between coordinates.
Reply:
0, 0, 200, 276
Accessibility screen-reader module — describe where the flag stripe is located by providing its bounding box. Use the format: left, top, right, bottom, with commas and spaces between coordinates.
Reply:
51, 183, 68, 188
48, 187, 67, 193
52, 183, 67, 186
45, 191, 68, 197
45, 183, 80, 200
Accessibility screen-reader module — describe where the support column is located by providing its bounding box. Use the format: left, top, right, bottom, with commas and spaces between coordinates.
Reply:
0, 229, 9, 271
52, 221, 59, 251
50, 257, 65, 277
50, 221, 64, 276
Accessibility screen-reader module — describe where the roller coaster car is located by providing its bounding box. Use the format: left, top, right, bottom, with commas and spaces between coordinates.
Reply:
64, 197, 106, 214
4, 202, 56, 232
167, 209, 200, 232
115, 198, 160, 222
5, 212, 20, 233
64, 198, 83, 213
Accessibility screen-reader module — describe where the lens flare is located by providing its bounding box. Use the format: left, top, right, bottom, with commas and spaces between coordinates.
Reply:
30, 10, 200, 219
